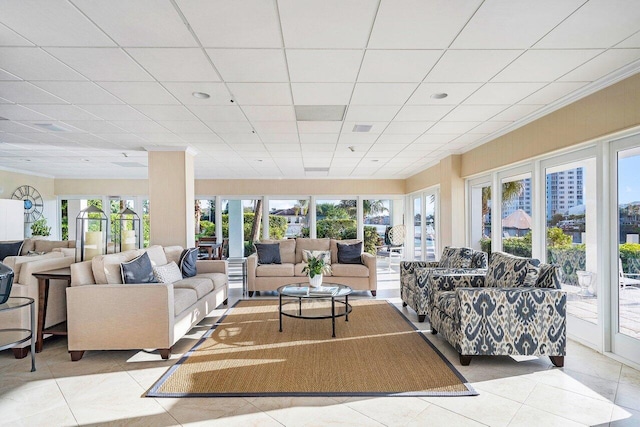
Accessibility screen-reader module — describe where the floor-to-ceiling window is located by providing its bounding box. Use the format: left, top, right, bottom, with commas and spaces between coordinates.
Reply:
315, 199, 357, 240
409, 190, 438, 261
468, 177, 492, 252
500, 175, 532, 257
268, 199, 309, 239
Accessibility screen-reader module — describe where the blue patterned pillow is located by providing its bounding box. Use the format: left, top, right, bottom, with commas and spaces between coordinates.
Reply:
439, 247, 473, 268
536, 264, 562, 289
486, 252, 540, 288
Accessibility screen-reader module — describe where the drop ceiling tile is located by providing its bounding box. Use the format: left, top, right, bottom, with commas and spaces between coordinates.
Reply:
385, 122, 433, 134
297, 121, 343, 133
291, 83, 353, 105
79, 105, 151, 121
342, 122, 388, 134
345, 106, 401, 122
97, 82, 178, 105
45, 48, 153, 81
407, 82, 483, 105
0, 82, 65, 104
242, 106, 295, 122
358, 50, 442, 82
188, 105, 246, 122
338, 133, 379, 144
259, 133, 299, 143
153, 120, 208, 133
177, 133, 222, 143
299, 133, 339, 144
223, 132, 260, 143
60, 133, 107, 144
109, 120, 169, 133
73, 0, 196, 47
414, 134, 458, 144
31, 81, 123, 105
464, 82, 546, 104
207, 49, 288, 82
426, 50, 523, 82
0, 22, 32, 46
351, 83, 418, 105
127, 48, 219, 82
0, 0, 114, 46
59, 120, 125, 133
491, 104, 542, 122
133, 105, 196, 121
300, 144, 335, 153
24, 104, 102, 121
451, 133, 487, 146
520, 82, 587, 104
427, 121, 481, 134
376, 134, 419, 144
266, 143, 301, 152
395, 105, 454, 121
0, 104, 52, 121
162, 82, 231, 105
536, 0, 640, 49
559, 49, 640, 81
617, 31, 640, 48
493, 50, 602, 82
369, 0, 482, 48
469, 121, 512, 134
252, 121, 297, 134
0, 69, 20, 80
138, 133, 184, 143
286, 49, 362, 83
442, 105, 508, 122
0, 47, 85, 80
227, 83, 292, 106
278, 0, 378, 48
97, 133, 146, 143
176, 0, 282, 48
452, 0, 584, 49
204, 121, 252, 133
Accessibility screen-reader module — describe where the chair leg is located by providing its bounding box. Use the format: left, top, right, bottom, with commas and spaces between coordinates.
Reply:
418, 314, 426, 322
248, 291, 254, 297
402, 301, 407, 307
431, 328, 437, 335
459, 354, 472, 366
549, 356, 564, 367
370, 290, 376, 297
13, 347, 29, 359
70, 351, 85, 361
223, 298, 228, 306
159, 348, 171, 360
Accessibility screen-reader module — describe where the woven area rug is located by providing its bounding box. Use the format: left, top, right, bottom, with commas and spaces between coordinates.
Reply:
147, 299, 477, 397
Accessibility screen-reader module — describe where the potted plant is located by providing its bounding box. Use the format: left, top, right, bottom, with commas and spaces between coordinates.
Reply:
30, 218, 51, 239
301, 253, 331, 288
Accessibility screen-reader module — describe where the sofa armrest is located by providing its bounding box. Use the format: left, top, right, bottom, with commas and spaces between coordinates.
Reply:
66, 283, 174, 351
456, 287, 567, 356
195, 259, 228, 275
361, 253, 377, 290
247, 253, 258, 290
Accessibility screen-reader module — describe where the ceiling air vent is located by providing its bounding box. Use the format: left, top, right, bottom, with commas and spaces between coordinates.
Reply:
295, 105, 346, 121
304, 167, 330, 177
352, 124, 373, 133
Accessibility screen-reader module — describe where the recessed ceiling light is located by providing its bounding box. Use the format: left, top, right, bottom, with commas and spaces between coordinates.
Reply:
430, 93, 448, 99
192, 91, 210, 99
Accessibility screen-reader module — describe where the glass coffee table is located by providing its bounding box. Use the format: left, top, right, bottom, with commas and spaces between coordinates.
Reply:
278, 284, 352, 338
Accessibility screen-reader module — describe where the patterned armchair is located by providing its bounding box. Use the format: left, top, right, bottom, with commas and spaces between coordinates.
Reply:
427, 251, 566, 367
400, 247, 488, 322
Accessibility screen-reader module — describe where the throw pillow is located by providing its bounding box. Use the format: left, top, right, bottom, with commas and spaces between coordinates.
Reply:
255, 242, 281, 264
302, 249, 331, 265
485, 252, 540, 288
337, 241, 363, 264
152, 261, 183, 283
439, 246, 473, 268
179, 247, 199, 278
0, 241, 24, 261
120, 252, 157, 284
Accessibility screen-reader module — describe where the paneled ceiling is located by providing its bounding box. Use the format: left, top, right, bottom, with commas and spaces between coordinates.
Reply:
1, 0, 640, 179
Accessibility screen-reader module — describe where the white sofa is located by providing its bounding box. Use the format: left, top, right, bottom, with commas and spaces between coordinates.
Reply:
66, 245, 228, 361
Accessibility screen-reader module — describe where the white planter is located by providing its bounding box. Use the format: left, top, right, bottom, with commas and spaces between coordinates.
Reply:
309, 274, 323, 288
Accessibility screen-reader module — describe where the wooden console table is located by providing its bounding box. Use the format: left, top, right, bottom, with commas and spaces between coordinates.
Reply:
32, 267, 71, 353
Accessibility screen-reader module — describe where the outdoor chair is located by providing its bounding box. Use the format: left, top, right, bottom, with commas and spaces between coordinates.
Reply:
619, 258, 640, 288
376, 224, 406, 270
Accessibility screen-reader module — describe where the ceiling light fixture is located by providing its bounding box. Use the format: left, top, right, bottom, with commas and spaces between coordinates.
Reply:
192, 91, 210, 99
430, 93, 448, 99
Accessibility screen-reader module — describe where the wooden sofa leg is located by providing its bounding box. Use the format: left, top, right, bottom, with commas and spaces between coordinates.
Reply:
459, 354, 472, 366
418, 314, 426, 322
402, 301, 407, 307
223, 298, 228, 306
248, 291, 254, 297
70, 351, 85, 361
13, 347, 29, 359
371, 290, 376, 297
431, 328, 437, 335
159, 348, 171, 360
549, 356, 564, 367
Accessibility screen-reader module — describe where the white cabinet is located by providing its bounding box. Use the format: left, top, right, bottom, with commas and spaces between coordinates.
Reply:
0, 199, 24, 240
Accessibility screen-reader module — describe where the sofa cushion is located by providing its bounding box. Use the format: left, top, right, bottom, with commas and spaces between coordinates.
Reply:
439, 247, 473, 269
330, 239, 361, 264
179, 248, 199, 278
153, 261, 183, 283
174, 288, 198, 316
92, 250, 142, 284
261, 239, 296, 264
174, 277, 214, 299
20, 239, 36, 255
337, 241, 363, 264
34, 240, 70, 253
256, 263, 294, 277
144, 245, 168, 266
434, 291, 458, 320
330, 263, 369, 278
0, 241, 24, 261
485, 252, 540, 288
296, 238, 330, 264
194, 272, 227, 290
52, 247, 76, 257
163, 246, 184, 265
255, 243, 281, 264
120, 252, 157, 284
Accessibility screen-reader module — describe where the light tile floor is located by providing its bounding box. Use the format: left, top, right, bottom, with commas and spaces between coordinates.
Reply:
1, 266, 640, 426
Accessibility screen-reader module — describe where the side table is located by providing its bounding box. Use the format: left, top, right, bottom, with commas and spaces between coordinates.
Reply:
0, 297, 36, 371
32, 267, 71, 353
226, 257, 247, 297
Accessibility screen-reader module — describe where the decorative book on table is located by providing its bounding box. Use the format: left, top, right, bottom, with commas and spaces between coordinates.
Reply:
308, 286, 339, 296
284, 286, 309, 296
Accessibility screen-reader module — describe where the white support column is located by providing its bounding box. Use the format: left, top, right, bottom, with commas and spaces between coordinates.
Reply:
392, 198, 404, 226
309, 196, 317, 238
357, 196, 364, 240
215, 196, 222, 244
67, 199, 86, 242
228, 200, 244, 258
262, 196, 269, 240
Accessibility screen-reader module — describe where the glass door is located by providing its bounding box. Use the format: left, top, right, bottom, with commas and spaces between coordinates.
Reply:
612, 136, 640, 360
468, 176, 492, 252
412, 195, 423, 260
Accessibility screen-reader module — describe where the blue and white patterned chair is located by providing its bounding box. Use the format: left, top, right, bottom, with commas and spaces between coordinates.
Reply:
400, 247, 488, 322
427, 251, 566, 367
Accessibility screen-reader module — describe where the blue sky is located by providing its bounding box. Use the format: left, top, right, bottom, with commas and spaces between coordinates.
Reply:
619, 155, 640, 204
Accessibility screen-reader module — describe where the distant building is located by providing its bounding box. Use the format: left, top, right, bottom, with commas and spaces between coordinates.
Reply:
502, 179, 533, 218
546, 168, 584, 221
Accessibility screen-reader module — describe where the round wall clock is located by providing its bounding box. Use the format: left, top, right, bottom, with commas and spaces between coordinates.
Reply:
11, 185, 44, 223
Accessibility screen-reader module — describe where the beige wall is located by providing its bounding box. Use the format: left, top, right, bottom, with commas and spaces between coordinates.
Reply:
0, 169, 55, 199
54, 179, 148, 196
405, 163, 439, 194
438, 156, 465, 248
195, 179, 405, 196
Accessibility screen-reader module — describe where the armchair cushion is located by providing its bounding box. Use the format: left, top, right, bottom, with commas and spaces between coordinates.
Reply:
485, 252, 540, 288
439, 247, 474, 268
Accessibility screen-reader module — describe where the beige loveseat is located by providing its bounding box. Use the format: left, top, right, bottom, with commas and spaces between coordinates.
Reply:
66, 245, 228, 361
248, 238, 377, 296
0, 238, 76, 261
